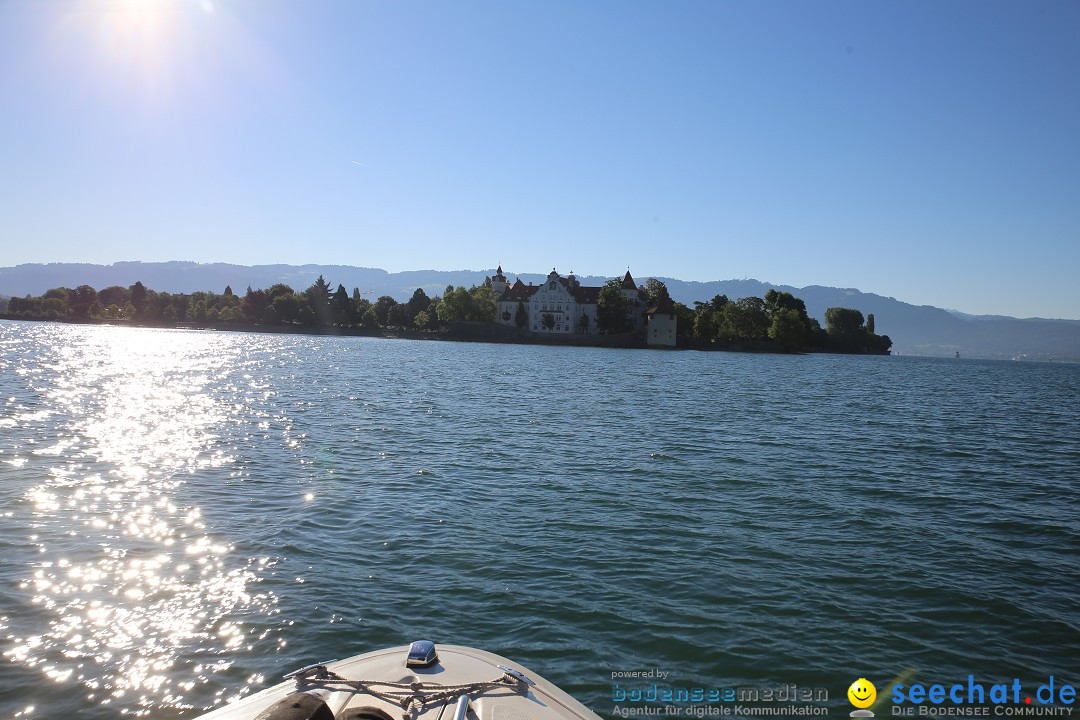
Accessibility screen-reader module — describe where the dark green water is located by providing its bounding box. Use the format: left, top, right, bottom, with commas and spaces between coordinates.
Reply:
0, 321, 1077, 718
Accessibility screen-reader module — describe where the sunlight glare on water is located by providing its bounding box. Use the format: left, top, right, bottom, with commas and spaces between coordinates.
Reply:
1, 326, 279, 715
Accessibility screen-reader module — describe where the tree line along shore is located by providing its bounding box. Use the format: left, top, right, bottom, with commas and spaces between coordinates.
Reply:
0, 275, 892, 354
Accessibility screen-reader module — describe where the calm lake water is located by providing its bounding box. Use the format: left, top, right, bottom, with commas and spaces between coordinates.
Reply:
1, 321, 1077, 719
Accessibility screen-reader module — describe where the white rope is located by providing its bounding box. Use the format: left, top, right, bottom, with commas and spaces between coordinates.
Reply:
291, 668, 527, 720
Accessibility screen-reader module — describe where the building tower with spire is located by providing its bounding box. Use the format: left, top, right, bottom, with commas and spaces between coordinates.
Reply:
645, 285, 677, 347
491, 265, 508, 296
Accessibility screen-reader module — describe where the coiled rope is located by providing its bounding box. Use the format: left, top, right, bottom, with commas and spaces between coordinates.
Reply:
290, 665, 529, 720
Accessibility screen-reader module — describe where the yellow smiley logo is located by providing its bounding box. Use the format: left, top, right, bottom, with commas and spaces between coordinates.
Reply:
848, 678, 876, 708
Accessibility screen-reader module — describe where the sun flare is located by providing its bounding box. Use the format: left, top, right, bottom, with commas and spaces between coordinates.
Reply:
93, 0, 183, 65
69, 0, 216, 98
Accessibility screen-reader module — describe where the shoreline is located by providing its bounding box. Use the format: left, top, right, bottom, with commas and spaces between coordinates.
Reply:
0, 315, 892, 355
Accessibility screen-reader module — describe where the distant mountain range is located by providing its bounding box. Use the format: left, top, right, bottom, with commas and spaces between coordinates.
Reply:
2, 261, 1077, 362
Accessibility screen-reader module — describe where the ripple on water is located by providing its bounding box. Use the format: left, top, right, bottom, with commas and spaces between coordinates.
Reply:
0, 325, 1078, 719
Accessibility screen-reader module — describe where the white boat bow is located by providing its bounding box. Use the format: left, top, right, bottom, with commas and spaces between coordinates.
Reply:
195, 643, 602, 720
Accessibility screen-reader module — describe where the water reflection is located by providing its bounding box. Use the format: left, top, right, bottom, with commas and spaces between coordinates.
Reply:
2, 326, 279, 715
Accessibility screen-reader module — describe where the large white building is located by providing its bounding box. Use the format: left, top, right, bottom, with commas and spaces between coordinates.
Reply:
490, 266, 650, 335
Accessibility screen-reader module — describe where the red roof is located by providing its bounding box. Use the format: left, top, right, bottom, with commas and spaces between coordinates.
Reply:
501, 278, 540, 301
569, 285, 601, 303
646, 287, 676, 316
496, 271, 645, 305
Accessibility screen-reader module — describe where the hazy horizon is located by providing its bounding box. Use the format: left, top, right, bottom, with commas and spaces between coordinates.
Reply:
6, 257, 1080, 322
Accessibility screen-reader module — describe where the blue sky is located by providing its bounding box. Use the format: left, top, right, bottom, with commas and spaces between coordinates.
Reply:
1, 0, 1077, 318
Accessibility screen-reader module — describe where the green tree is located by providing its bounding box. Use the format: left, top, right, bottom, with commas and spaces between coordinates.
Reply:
541, 313, 556, 330
424, 298, 443, 329
468, 285, 497, 322
515, 302, 528, 328
577, 312, 589, 333
42, 297, 66, 318
435, 298, 454, 326
769, 309, 808, 352
863, 313, 891, 353
171, 294, 190, 322
374, 295, 398, 327
98, 286, 130, 308
692, 294, 729, 340
693, 304, 716, 340
266, 283, 295, 303
437, 287, 474, 324
414, 310, 431, 330
674, 302, 694, 344
270, 293, 302, 324
306, 276, 334, 326
362, 307, 378, 328
869, 333, 893, 353
764, 289, 813, 348
242, 287, 268, 323
720, 297, 769, 341
388, 304, 410, 327
596, 279, 632, 334
764, 289, 807, 318
219, 306, 243, 324
190, 299, 208, 322
329, 284, 350, 325
71, 285, 99, 318
353, 297, 373, 325
406, 288, 431, 321
824, 307, 866, 351
129, 281, 147, 317
645, 278, 668, 307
